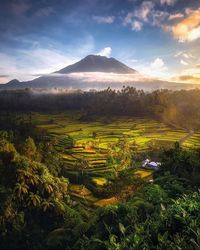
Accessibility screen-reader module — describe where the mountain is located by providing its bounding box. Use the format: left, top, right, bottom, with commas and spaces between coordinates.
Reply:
56, 55, 137, 74
6, 79, 21, 87
0, 55, 138, 90
1, 55, 200, 91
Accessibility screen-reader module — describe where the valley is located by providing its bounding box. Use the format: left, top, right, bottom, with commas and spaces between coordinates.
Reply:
29, 112, 200, 208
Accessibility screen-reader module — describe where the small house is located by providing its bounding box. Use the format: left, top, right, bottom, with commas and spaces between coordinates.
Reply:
142, 159, 161, 170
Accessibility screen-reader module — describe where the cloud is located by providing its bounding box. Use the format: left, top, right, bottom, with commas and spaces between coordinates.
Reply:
174, 51, 182, 57
182, 65, 200, 76
67, 72, 144, 84
172, 74, 200, 84
134, 1, 154, 22
123, 12, 134, 26
182, 53, 190, 59
179, 75, 200, 81
93, 15, 115, 24
0, 53, 18, 75
175, 51, 195, 59
0, 48, 78, 82
174, 51, 196, 68
180, 60, 189, 66
172, 8, 200, 42
124, 2, 200, 43
160, 0, 176, 6
0, 32, 95, 82
171, 63, 200, 84
0, 74, 9, 78
150, 58, 167, 71
168, 13, 184, 21
185, 8, 193, 15
124, 2, 169, 31
134, 58, 168, 79
22, 48, 77, 73
131, 20, 143, 31
97, 47, 112, 57
123, 1, 155, 31
152, 10, 169, 27
128, 59, 138, 63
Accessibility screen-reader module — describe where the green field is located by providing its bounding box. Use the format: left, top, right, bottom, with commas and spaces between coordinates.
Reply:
31, 112, 200, 175
26, 112, 200, 206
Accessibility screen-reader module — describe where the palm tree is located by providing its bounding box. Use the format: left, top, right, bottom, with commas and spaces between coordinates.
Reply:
41, 200, 54, 212
16, 169, 31, 183
14, 182, 29, 199
28, 192, 41, 207
43, 183, 54, 194
27, 173, 39, 186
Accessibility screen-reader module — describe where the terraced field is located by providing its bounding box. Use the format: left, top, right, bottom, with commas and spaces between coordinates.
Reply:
182, 132, 200, 148
31, 112, 200, 207
32, 112, 200, 176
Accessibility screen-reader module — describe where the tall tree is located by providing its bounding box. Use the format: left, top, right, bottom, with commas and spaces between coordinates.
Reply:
21, 136, 37, 160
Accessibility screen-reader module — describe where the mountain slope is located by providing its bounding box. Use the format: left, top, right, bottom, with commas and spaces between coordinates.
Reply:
56, 55, 137, 74
0, 55, 199, 91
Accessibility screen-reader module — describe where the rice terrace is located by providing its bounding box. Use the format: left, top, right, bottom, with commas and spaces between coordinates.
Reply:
28, 111, 199, 208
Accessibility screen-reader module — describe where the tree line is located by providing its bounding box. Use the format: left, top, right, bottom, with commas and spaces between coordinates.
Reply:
0, 87, 200, 129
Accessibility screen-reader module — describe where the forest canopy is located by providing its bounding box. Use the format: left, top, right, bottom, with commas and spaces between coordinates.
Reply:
0, 87, 200, 129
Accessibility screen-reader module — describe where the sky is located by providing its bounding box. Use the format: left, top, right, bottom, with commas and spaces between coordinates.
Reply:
0, 0, 200, 84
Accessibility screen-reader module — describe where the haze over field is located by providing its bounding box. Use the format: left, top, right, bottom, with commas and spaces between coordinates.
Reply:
0, 0, 200, 89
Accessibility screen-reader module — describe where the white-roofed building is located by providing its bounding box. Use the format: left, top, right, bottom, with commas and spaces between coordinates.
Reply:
141, 159, 161, 170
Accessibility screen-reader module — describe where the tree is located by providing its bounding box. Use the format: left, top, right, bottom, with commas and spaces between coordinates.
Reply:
21, 136, 37, 160
0, 142, 70, 250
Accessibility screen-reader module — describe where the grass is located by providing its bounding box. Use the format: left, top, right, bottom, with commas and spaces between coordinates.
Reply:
29, 112, 200, 207
31, 112, 200, 175
94, 197, 118, 207
135, 170, 153, 179
69, 184, 93, 196
183, 132, 200, 148
69, 184, 98, 204
92, 177, 108, 186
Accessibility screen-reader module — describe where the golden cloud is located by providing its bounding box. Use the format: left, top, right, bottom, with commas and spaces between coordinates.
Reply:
172, 75, 200, 84
171, 64, 200, 84
179, 75, 200, 81
172, 8, 200, 42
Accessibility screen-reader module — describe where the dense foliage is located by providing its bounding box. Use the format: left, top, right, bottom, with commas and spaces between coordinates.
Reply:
0, 87, 200, 129
0, 88, 200, 249
79, 146, 200, 250
0, 124, 88, 250
0, 125, 200, 250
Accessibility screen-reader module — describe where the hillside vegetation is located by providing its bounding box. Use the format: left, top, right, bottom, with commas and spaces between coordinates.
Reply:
0, 87, 200, 249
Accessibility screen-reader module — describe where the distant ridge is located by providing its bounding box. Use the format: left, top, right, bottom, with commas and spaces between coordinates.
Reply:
56, 55, 137, 74
6, 79, 20, 86
1, 54, 200, 91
